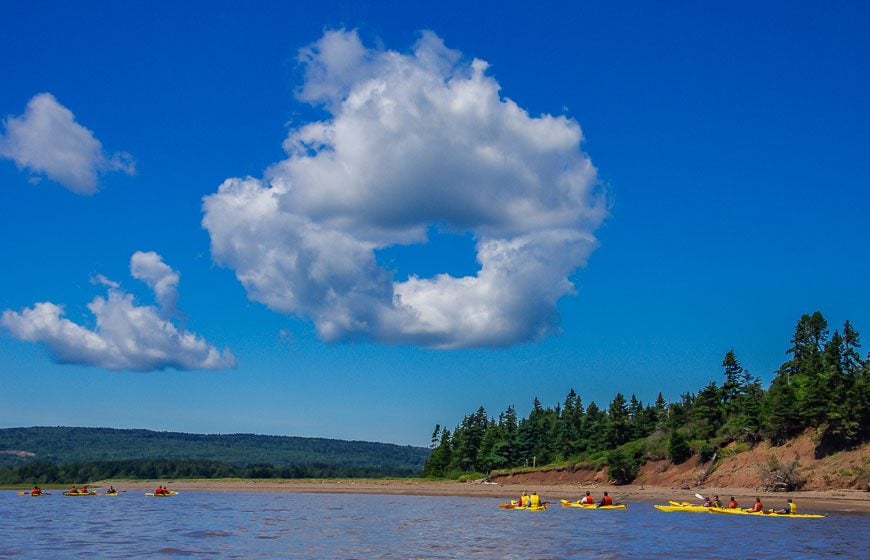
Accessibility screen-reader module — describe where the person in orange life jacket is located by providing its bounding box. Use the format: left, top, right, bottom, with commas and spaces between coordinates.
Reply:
598, 491, 612, 507
774, 498, 797, 515
69, 485, 78, 494
749, 497, 764, 512
580, 491, 594, 504
727, 497, 739, 508
31, 486, 42, 496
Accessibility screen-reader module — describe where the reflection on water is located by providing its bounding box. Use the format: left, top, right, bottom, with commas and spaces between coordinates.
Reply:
1, 491, 867, 559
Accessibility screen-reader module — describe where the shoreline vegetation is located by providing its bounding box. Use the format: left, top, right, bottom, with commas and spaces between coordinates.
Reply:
423, 312, 869, 492
6, 479, 869, 513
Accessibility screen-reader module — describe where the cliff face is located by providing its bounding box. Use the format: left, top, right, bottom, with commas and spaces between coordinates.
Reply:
488, 434, 869, 490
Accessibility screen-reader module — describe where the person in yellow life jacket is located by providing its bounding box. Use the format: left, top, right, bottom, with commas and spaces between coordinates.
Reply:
530, 492, 541, 507
580, 491, 594, 504
774, 498, 797, 515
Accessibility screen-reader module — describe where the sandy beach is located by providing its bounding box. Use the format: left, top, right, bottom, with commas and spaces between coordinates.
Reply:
94, 479, 869, 514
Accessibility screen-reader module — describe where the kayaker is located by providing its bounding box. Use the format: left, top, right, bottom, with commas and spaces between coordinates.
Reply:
107, 485, 117, 495
598, 491, 613, 507
579, 491, 594, 504
518, 491, 528, 506
69, 485, 78, 494
727, 496, 738, 508
774, 498, 797, 515
530, 492, 541, 507
711, 495, 723, 507
748, 497, 764, 512
702, 496, 712, 507
31, 486, 42, 496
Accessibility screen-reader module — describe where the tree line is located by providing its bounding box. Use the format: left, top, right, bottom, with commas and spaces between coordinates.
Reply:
0, 458, 419, 485
0, 427, 428, 472
423, 312, 869, 482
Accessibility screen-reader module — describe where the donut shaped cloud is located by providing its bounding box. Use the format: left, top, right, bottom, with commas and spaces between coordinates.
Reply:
202, 30, 607, 348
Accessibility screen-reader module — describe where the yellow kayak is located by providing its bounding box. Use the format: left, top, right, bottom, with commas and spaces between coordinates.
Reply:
500, 500, 547, 511
709, 507, 825, 519
654, 504, 711, 513
63, 491, 97, 496
145, 491, 178, 497
560, 500, 627, 510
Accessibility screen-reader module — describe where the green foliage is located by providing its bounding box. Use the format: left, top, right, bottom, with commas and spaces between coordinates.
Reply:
668, 431, 691, 464
606, 444, 641, 485
422, 312, 868, 478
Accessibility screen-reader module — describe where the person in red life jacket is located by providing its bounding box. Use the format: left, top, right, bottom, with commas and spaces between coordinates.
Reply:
598, 491, 613, 507
727, 497, 739, 509
69, 485, 78, 494
31, 486, 42, 496
748, 497, 763, 512
154, 486, 164, 495
774, 498, 797, 515
580, 491, 594, 504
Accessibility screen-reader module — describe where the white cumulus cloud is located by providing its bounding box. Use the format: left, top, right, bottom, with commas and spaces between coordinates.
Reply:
130, 251, 180, 315
1, 253, 235, 371
0, 93, 134, 194
202, 29, 607, 348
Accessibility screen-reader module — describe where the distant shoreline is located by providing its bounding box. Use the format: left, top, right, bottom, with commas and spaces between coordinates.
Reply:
26, 479, 860, 513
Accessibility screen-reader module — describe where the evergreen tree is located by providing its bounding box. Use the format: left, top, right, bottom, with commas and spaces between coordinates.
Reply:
605, 393, 631, 448
692, 381, 723, 439
668, 430, 691, 464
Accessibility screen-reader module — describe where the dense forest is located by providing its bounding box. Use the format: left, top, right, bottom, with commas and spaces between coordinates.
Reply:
0, 427, 428, 483
0, 458, 418, 485
423, 312, 869, 483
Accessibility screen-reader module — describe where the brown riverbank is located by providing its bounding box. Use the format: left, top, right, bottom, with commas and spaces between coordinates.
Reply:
88, 479, 869, 514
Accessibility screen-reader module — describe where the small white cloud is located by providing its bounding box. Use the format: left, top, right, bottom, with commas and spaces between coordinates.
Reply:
130, 251, 179, 315
202, 29, 607, 348
0, 93, 134, 194
1, 253, 235, 372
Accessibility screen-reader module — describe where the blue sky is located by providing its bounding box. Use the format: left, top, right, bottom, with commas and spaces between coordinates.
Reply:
1, 1, 868, 446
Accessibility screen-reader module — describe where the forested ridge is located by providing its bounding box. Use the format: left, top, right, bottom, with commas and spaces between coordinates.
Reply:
423, 312, 869, 484
0, 427, 428, 483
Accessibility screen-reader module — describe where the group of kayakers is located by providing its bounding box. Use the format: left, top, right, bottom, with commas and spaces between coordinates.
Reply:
577, 490, 616, 507
29, 484, 168, 496
517, 491, 542, 507
516, 490, 799, 514
699, 494, 798, 514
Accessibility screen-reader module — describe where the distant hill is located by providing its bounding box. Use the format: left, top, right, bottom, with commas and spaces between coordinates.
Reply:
0, 427, 429, 474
